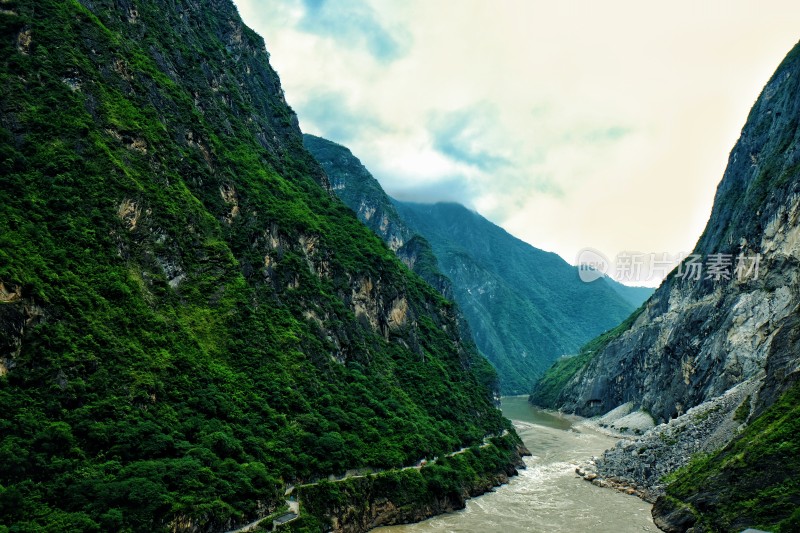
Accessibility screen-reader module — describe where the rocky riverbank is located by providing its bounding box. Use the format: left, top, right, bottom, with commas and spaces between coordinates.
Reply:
573, 378, 759, 504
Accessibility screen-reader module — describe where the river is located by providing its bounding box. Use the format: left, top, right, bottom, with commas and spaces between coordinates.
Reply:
377, 396, 654, 533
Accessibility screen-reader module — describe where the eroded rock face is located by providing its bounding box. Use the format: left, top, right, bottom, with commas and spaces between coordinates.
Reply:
550, 45, 800, 424
302, 134, 455, 300
117, 198, 142, 231
303, 134, 411, 251
540, 42, 800, 532
0, 283, 44, 377
651, 497, 697, 533
556, 266, 798, 422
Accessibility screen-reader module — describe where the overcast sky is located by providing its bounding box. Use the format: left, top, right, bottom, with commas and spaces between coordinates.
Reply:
233, 0, 800, 286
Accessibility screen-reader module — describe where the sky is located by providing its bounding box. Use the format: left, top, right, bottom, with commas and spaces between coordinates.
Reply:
233, 0, 800, 286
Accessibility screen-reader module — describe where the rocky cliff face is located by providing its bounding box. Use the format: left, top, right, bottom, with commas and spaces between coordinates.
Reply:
303, 134, 453, 298
0, 1, 513, 530
303, 135, 409, 251
534, 40, 800, 533
536, 42, 800, 423
306, 467, 519, 533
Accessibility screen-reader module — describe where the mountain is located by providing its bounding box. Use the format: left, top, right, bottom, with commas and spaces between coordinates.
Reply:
302, 134, 452, 297
606, 280, 656, 309
302, 135, 409, 252
532, 40, 800, 531
0, 1, 525, 531
303, 135, 651, 394
393, 202, 652, 394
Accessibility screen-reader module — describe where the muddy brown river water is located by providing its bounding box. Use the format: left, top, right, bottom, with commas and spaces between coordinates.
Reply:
377, 396, 655, 533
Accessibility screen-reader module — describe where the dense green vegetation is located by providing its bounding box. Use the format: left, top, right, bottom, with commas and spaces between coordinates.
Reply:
0, 1, 510, 530
529, 304, 646, 407
286, 434, 522, 532
660, 382, 800, 532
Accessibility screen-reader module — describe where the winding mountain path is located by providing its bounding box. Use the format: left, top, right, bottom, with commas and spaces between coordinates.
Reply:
225, 431, 508, 532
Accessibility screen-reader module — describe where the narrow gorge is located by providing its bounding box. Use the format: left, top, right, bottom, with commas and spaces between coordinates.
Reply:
1, 1, 798, 532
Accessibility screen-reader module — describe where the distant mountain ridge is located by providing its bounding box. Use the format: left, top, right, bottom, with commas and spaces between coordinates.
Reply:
303, 134, 652, 394
606, 277, 657, 308
393, 201, 652, 393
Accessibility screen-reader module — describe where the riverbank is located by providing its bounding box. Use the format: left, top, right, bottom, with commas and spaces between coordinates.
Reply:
379, 397, 654, 533
571, 378, 758, 505
283, 432, 529, 532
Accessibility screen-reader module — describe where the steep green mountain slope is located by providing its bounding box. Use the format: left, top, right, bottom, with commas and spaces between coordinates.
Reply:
533, 40, 800, 531
302, 134, 452, 297
302, 135, 650, 394
0, 1, 518, 531
393, 202, 651, 394
302, 135, 410, 252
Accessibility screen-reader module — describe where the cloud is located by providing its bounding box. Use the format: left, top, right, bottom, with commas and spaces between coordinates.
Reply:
298, 89, 385, 142
297, 0, 409, 62
579, 126, 632, 144
429, 105, 510, 171
233, 0, 800, 286
389, 175, 474, 206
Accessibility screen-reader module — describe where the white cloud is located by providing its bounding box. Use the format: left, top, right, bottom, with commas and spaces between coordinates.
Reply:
233, 0, 800, 286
